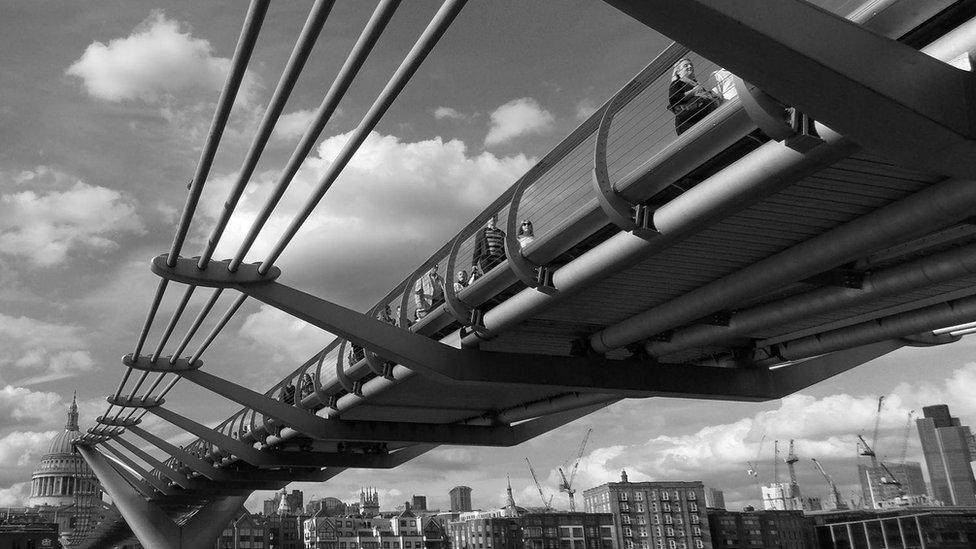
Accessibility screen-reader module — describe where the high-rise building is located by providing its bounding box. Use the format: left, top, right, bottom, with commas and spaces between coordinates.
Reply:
857, 461, 927, 509
762, 483, 803, 511
582, 471, 712, 549
450, 486, 473, 512
413, 495, 428, 511
449, 512, 616, 549
916, 404, 976, 506
703, 487, 725, 510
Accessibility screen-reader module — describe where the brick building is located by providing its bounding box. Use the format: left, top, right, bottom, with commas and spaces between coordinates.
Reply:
582, 472, 712, 549
706, 509, 810, 549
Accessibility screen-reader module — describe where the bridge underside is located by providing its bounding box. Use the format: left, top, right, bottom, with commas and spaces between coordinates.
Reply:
77, 0, 976, 547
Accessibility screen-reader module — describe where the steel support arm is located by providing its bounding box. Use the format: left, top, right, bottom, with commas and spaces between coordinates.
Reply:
101, 441, 175, 496
113, 436, 193, 491
602, 0, 976, 178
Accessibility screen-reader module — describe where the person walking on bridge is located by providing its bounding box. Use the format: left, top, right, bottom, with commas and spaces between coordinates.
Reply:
472, 214, 506, 274
413, 264, 445, 319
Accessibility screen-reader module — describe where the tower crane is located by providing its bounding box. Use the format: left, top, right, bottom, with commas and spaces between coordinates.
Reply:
746, 434, 767, 478
858, 396, 884, 468
773, 440, 781, 484
558, 428, 592, 512
785, 440, 802, 505
525, 457, 553, 511
897, 410, 916, 465
811, 458, 848, 510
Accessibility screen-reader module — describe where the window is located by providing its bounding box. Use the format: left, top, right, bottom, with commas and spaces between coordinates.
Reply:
652, 515, 660, 525
622, 516, 632, 525
625, 541, 634, 549
672, 504, 680, 514
663, 503, 671, 512
637, 515, 646, 525
663, 515, 672, 525
625, 528, 633, 538
689, 503, 697, 512
694, 541, 703, 549
660, 491, 669, 501
690, 516, 699, 525
666, 528, 674, 538
672, 491, 680, 500
636, 503, 646, 513
692, 527, 701, 537
649, 490, 658, 500
687, 492, 696, 500
620, 492, 629, 501
635, 492, 644, 501
651, 502, 659, 512
668, 541, 676, 549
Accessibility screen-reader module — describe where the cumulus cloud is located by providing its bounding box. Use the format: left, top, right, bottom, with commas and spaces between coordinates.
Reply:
433, 107, 466, 121
0, 386, 63, 428
198, 131, 532, 304
0, 167, 143, 266
66, 11, 257, 105
272, 108, 320, 142
485, 98, 554, 146
0, 314, 95, 386
565, 362, 976, 509
238, 305, 334, 364
0, 431, 58, 486
0, 482, 31, 507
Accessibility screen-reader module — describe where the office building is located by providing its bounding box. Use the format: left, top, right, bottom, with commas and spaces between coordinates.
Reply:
412, 495, 428, 512
708, 509, 810, 549
304, 508, 442, 549
916, 404, 976, 505
450, 486, 473, 513
582, 471, 712, 549
857, 461, 927, 509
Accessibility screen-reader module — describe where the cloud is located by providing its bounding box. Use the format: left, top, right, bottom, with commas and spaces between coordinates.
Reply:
0, 482, 31, 507
0, 314, 95, 386
272, 108, 320, 141
575, 98, 598, 120
0, 431, 58, 486
565, 362, 976, 509
238, 305, 334, 364
66, 11, 257, 105
0, 386, 64, 429
198, 131, 532, 306
484, 98, 554, 146
0, 167, 143, 266
433, 107, 466, 121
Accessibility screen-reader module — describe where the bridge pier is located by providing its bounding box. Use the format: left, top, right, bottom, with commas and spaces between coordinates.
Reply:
78, 444, 248, 549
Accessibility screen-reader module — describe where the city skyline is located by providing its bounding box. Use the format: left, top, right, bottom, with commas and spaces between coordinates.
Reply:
2, 0, 976, 524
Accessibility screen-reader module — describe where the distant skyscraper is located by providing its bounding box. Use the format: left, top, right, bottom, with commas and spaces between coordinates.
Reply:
450, 486, 473, 512
412, 494, 428, 511
703, 486, 725, 509
916, 404, 976, 506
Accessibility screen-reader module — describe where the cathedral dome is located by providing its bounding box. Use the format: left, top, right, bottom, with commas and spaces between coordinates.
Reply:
28, 393, 99, 509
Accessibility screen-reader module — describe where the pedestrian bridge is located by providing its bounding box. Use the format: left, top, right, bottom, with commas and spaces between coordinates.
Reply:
72, 0, 976, 547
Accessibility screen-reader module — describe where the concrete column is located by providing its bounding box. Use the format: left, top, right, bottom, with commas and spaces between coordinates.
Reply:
79, 444, 248, 549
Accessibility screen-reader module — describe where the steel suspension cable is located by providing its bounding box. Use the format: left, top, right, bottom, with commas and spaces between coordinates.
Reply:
228, 0, 403, 272
256, 0, 468, 275
106, 0, 269, 421
132, 0, 337, 419
139, 0, 404, 407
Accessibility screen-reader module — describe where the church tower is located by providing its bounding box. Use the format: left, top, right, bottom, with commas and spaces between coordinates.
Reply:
360, 487, 380, 517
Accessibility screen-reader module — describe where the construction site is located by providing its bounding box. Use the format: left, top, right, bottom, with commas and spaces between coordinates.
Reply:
753, 397, 953, 513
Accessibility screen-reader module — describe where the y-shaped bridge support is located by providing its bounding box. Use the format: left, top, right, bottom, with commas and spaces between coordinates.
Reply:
78, 444, 248, 549
602, 0, 976, 178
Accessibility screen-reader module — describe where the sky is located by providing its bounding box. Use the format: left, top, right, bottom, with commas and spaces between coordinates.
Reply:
0, 0, 974, 518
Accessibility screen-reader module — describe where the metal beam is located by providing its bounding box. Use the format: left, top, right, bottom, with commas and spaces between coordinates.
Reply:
113, 436, 192, 490
601, 0, 976, 178
101, 441, 174, 496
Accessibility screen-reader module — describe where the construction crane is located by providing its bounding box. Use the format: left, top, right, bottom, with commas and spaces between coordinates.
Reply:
525, 457, 553, 511
811, 458, 848, 510
897, 410, 916, 465
747, 433, 767, 478
558, 428, 592, 512
859, 396, 884, 468
785, 440, 802, 505
773, 440, 781, 484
